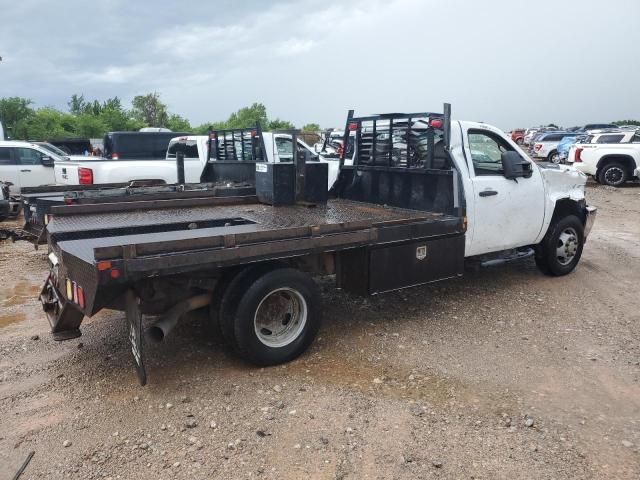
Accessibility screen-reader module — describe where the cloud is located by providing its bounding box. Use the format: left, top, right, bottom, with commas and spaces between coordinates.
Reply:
1, 0, 639, 129
275, 38, 316, 56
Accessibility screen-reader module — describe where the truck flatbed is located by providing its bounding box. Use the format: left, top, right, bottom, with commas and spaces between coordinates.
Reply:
51, 197, 459, 274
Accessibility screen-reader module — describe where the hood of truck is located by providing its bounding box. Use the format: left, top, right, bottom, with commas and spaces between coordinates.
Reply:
537, 162, 587, 201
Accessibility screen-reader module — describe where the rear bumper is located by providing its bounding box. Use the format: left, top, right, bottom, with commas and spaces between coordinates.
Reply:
584, 206, 597, 239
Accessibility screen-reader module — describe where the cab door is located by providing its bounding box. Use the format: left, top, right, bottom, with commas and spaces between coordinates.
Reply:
464, 129, 545, 256
15, 147, 56, 188
0, 146, 21, 193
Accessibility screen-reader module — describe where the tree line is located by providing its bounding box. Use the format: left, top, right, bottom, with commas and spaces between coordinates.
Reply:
0, 93, 321, 140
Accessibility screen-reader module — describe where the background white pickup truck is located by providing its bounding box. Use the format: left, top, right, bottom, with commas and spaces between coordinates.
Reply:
567, 133, 640, 186
53, 132, 334, 187
0, 141, 58, 193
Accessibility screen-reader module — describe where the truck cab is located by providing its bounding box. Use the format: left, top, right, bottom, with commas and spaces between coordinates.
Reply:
0, 141, 57, 193
451, 121, 589, 257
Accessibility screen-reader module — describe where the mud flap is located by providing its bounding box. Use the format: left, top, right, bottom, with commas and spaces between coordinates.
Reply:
125, 290, 147, 386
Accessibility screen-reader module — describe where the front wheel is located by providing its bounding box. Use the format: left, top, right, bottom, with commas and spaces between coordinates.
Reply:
535, 215, 584, 276
548, 151, 560, 164
221, 268, 322, 366
598, 162, 628, 187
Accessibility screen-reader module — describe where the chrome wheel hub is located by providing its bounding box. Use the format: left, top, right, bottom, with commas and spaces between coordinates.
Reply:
556, 228, 579, 266
254, 288, 307, 348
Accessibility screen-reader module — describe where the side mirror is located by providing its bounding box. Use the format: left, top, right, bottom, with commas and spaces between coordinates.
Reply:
314, 144, 322, 154
41, 155, 55, 167
501, 151, 532, 179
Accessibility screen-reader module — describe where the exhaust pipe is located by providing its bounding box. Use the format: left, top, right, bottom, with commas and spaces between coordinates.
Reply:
147, 294, 211, 342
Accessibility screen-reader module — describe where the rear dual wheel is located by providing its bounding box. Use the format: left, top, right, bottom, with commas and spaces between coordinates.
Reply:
212, 266, 322, 366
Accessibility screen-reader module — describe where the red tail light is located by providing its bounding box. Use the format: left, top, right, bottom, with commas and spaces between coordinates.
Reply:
534, 143, 542, 152
574, 147, 583, 163
111, 153, 119, 159
347, 122, 358, 131
429, 118, 443, 129
77, 286, 85, 309
78, 167, 93, 185
337, 143, 344, 157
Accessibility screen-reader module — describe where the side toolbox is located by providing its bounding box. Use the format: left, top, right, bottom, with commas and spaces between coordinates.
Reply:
338, 235, 465, 295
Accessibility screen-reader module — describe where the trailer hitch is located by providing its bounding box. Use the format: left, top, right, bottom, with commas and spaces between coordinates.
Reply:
125, 290, 147, 386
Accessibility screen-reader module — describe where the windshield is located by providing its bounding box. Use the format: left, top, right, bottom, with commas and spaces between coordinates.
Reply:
36, 142, 67, 157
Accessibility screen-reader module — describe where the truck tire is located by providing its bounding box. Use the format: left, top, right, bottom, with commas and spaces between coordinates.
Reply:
598, 162, 628, 187
535, 215, 584, 276
222, 268, 322, 366
216, 264, 277, 350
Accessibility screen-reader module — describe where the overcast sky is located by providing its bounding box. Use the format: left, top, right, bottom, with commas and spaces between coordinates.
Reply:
0, 0, 638, 130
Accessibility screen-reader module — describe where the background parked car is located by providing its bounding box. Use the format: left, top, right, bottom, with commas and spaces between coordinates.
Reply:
567, 132, 640, 186
523, 126, 557, 146
0, 141, 57, 193
48, 137, 93, 155
576, 123, 619, 132
531, 132, 580, 163
583, 130, 638, 144
511, 128, 525, 145
556, 135, 585, 163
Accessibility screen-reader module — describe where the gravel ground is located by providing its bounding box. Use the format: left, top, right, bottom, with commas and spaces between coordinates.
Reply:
1, 181, 639, 479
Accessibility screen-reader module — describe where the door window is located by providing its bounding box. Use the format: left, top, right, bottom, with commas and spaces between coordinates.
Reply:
275, 137, 293, 160
0, 147, 14, 165
15, 148, 43, 165
468, 131, 515, 176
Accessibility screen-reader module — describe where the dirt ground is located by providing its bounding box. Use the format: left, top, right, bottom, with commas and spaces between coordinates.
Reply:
1, 181, 639, 480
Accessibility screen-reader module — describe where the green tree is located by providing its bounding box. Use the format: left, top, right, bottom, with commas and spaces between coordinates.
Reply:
75, 114, 109, 138
225, 103, 269, 129
301, 123, 320, 132
268, 118, 295, 130
166, 114, 191, 132
13, 108, 75, 140
68, 94, 88, 115
0, 97, 35, 138
613, 120, 640, 126
131, 92, 168, 127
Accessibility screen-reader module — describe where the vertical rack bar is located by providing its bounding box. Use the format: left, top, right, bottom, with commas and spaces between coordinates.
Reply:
443, 102, 451, 151
231, 130, 238, 160
206, 128, 212, 164
406, 117, 412, 168
372, 119, 377, 165
340, 110, 354, 169
240, 129, 245, 161
255, 122, 264, 162
388, 118, 393, 166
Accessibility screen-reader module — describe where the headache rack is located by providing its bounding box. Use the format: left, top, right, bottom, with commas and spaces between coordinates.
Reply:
205, 125, 265, 163
335, 103, 462, 218
340, 103, 451, 170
